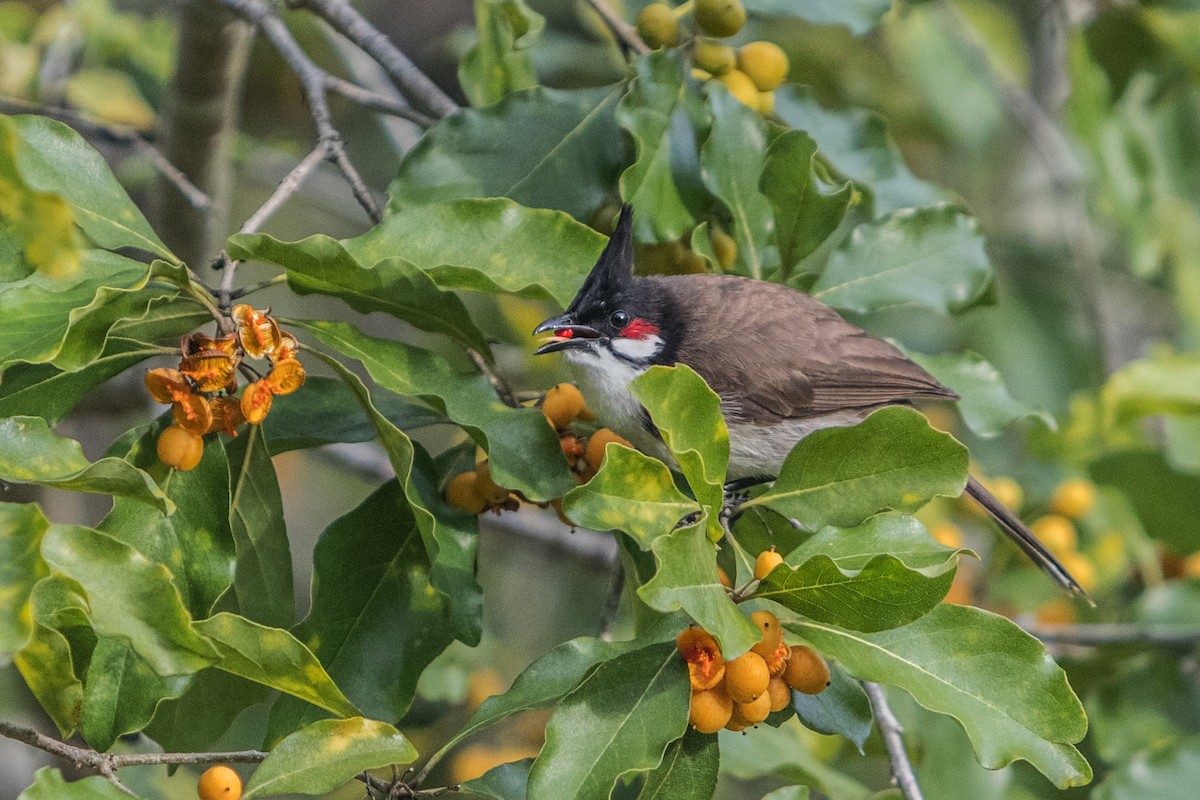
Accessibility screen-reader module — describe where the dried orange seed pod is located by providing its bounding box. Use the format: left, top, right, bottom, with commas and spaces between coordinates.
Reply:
240, 380, 274, 424
180, 351, 235, 393
173, 393, 213, 435
233, 304, 282, 358
676, 627, 726, 691
207, 397, 245, 436
265, 358, 306, 396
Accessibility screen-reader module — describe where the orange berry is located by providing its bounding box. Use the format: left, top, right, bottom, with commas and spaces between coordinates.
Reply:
265, 358, 305, 396
689, 686, 733, 733
748, 610, 782, 658
724, 651, 770, 703
942, 571, 972, 605
717, 566, 732, 589
1058, 551, 1097, 593
474, 460, 510, 506
730, 691, 771, 726
586, 428, 631, 468
542, 383, 587, 429
677, 627, 726, 691
239, 380, 274, 424
1034, 598, 1077, 625
197, 765, 241, 800
783, 646, 829, 695
157, 425, 203, 471
1031, 515, 1077, 556
754, 549, 784, 580
931, 523, 964, 549
767, 676, 792, 712
987, 476, 1024, 512
446, 472, 487, 515
1184, 552, 1200, 578
550, 498, 573, 527
1050, 479, 1097, 519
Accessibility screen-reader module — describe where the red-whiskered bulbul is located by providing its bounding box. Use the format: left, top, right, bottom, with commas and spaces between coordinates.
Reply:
534, 205, 1086, 598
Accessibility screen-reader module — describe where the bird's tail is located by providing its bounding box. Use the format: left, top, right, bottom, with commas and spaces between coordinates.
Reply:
964, 475, 1094, 605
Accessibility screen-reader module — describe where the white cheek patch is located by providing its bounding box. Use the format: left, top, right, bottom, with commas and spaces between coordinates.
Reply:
611, 334, 663, 361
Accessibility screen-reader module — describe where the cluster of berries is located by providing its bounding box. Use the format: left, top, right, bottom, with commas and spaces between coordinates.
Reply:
443, 383, 632, 524
678, 609, 830, 734
144, 304, 304, 471
635, 0, 790, 114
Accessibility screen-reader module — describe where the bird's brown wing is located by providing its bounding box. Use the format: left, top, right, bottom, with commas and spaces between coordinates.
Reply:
654, 275, 957, 424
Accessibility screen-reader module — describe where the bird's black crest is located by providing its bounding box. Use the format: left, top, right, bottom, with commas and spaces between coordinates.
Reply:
568, 204, 634, 313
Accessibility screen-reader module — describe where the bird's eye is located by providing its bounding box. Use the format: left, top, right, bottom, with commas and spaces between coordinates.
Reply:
610, 310, 630, 328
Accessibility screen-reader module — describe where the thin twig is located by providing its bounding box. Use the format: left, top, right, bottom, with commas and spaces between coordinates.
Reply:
230, 272, 289, 299
466, 348, 520, 408
324, 74, 437, 127
862, 682, 924, 800
288, 0, 459, 119
583, 0, 651, 57
0, 95, 212, 210
1023, 622, 1200, 649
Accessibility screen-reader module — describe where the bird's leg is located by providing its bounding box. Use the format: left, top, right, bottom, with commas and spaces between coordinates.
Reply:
722, 475, 774, 527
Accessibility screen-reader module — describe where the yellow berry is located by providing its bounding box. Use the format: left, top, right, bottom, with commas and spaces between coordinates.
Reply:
717, 69, 760, 108
767, 676, 792, 712
636, 2, 678, 49
197, 765, 242, 800
783, 645, 830, 695
986, 476, 1024, 512
942, 570, 972, 605
931, 523, 964, 549
689, 686, 733, 733
730, 691, 772, 726
693, 38, 736, 76
758, 90, 775, 115
586, 428, 631, 468
1034, 598, 1076, 625
1050, 479, 1097, 519
1058, 551, 1097, 594
157, 425, 204, 471
737, 41, 789, 91
754, 549, 784, 580
542, 383, 586, 429
724, 651, 770, 703
445, 472, 487, 515
748, 610, 782, 658
710, 226, 737, 270
1183, 552, 1200, 578
1031, 514, 1077, 557
695, 0, 746, 38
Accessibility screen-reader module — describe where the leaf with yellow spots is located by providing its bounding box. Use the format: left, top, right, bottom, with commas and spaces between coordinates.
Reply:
193, 613, 359, 718
561, 444, 700, 548
243, 717, 417, 799
0, 503, 49, 663
0, 116, 82, 277
14, 577, 87, 737
0, 416, 172, 514
742, 406, 968, 530
15, 766, 132, 799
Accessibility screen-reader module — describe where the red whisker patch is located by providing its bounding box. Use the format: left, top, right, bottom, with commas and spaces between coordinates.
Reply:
621, 318, 660, 340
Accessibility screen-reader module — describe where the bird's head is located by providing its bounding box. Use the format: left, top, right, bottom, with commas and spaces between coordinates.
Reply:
534, 205, 673, 366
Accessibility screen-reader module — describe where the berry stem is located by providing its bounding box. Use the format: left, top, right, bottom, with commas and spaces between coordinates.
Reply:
673, 0, 694, 18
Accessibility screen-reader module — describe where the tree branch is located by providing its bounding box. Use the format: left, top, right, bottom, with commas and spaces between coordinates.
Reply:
287, 0, 459, 120
1023, 622, 1200, 649
324, 74, 437, 127
583, 0, 651, 57
862, 682, 924, 800
466, 348, 519, 408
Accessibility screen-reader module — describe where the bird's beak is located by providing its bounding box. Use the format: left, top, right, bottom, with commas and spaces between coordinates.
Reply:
533, 314, 601, 355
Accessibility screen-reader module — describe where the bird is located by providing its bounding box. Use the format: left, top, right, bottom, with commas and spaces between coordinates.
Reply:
533, 205, 1086, 599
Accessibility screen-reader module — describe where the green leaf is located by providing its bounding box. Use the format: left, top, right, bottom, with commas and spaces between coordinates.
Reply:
811, 205, 992, 314
433, 636, 644, 766
639, 524, 762, 658
226, 233, 491, 356
1089, 450, 1200, 554
306, 350, 483, 643
16, 767, 131, 800
1101, 350, 1200, 425
265, 480, 454, 743
637, 727, 719, 800
145, 669, 269, 754
908, 349, 1054, 437
299, 319, 574, 501
391, 85, 626, 222
618, 52, 700, 242
562, 444, 699, 548
0, 250, 157, 371
719, 717, 871, 800
262, 376, 442, 454
631, 364, 729, 541
9, 115, 175, 260
0, 502, 49, 661
223, 426, 294, 628
790, 660, 874, 754
754, 514, 961, 631
14, 577, 87, 736
243, 717, 417, 799
461, 759, 532, 800
760, 130, 853, 277
41, 524, 216, 675
1093, 735, 1200, 800
527, 641, 690, 800
346, 198, 606, 307
107, 293, 210, 342
701, 85, 773, 279
743, 0, 889, 36
194, 612, 358, 717
0, 338, 167, 424
788, 604, 1092, 788
742, 407, 968, 530
773, 87, 946, 218
459, 0, 544, 107
79, 635, 191, 751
